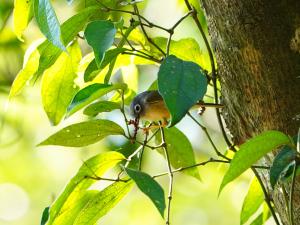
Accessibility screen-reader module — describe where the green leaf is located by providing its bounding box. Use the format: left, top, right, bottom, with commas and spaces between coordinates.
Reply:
9, 40, 42, 98
158, 55, 207, 126
153, 37, 210, 70
41, 41, 81, 125
40, 206, 50, 225
156, 127, 200, 180
67, 83, 127, 116
240, 177, 264, 225
13, 0, 33, 41
34, 0, 65, 51
36, 6, 100, 77
270, 145, 297, 188
48, 151, 125, 224
73, 181, 133, 225
84, 20, 117, 67
83, 101, 120, 117
124, 167, 165, 217
38, 119, 124, 147
84, 48, 126, 82
219, 130, 292, 194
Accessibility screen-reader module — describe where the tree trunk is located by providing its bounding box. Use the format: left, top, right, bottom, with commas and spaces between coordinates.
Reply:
199, 0, 300, 224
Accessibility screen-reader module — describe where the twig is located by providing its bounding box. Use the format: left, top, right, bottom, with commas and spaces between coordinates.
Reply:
187, 112, 230, 160
288, 162, 297, 225
120, 90, 131, 138
159, 125, 173, 225
138, 132, 149, 170
122, 51, 162, 63
84, 175, 128, 182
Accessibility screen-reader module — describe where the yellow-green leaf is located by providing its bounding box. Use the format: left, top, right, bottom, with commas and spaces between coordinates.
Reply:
13, 0, 33, 41
41, 41, 81, 125
48, 151, 125, 225
38, 119, 125, 147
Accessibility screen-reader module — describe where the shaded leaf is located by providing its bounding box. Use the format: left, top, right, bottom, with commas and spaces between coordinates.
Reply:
270, 145, 297, 188
84, 20, 117, 67
67, 83, 127, 116
158, 55, 207, 126
220, 130, 292, 194
73, 181, 133, 225
83, 101, 120, 116
40, 206, 50, 225
48, 151, 125, 224
41, 41, 81, 125
84, 48, 126, 82
124, 167, 165, 217
38, 119, 124, 147
240, 177, 264, 225
34, 0, 65, 50
13, 0, 33, 41
156, 127, 200, 180
36, 6, 100, 76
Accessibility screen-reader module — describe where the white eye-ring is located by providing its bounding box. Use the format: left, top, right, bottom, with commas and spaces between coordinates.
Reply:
134, 104, 141, 113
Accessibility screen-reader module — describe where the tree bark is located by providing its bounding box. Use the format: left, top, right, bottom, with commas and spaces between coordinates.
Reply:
199, 0, 300, 224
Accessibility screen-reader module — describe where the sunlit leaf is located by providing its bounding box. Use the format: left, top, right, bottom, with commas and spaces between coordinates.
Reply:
83, 101, 120, 117
34, 0, 65, 50
219, 130, 292, 194
85, 20, 117, 67
124, 167, 165, 217
240, 177, 264, 225
110, 88, 136, 105
36, 6, 100, 76
48, 151, 125, 224
67, 83, 127, 116
38, 119, 124, 147
153, 37, 210, 70
121, 64, 139, 92
9, 40, 42, 98
270, 145, 297, 188
41, 41, 81, 125
40, 206, 50, 225
158, 55, 207, 126
156, 127, 200, 180
13, 0, 33, 41
73, 181, 133, 225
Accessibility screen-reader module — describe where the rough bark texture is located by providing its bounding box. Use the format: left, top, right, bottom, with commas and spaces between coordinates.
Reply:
200, 0, 300, 224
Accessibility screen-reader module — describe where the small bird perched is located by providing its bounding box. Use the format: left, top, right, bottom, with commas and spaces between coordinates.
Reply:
130, 90, 223, 122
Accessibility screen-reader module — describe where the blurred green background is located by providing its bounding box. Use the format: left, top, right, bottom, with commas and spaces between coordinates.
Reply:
0, 0, 258, 224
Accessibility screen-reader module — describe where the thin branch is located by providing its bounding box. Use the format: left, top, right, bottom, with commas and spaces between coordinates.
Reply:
160, 125, 173, 225
289, 162, 297, 225
84, 175, 128, 182
252, 168, 281, 225
187, 112, 230, 160
122, 51, 162, 63
138, 132, 149, 170
120, 90, 131, 138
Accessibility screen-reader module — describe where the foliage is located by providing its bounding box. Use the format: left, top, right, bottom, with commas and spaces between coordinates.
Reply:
6, 0, 300, 224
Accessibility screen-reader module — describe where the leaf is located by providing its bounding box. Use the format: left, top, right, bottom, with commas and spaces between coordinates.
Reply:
73, 181, 133, 225
83, 101, 120, 116
41, 41, 81, 125
123, 167, 165, 217
34, 0, 65, 50
9, 40, 42, 98
158, 55, 207, 126
84, 20, 117, 67
48, 151, 125, 224
36, 6, 100, 76
40, 206, 50, 225
13, 0, 33, 41
38, 119, 124, 147
219, 130, 292, 194
270, 145, 297, 188
67, 83, 127, 116
153, 37, 210, 70
84, 48, 126, 82
156, 127, 200, 180
240, 177, 264, 225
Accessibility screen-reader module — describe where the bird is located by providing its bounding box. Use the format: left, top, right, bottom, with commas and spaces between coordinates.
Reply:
130, 90, 223, 123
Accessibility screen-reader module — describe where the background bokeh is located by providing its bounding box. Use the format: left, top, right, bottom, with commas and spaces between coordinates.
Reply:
0, 0, 268, 224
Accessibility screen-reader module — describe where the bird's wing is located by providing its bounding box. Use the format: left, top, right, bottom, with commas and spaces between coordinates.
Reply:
144, 90, 163, 104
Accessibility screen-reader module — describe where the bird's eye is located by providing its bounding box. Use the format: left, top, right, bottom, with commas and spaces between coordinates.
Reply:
134, 104, 141, 113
